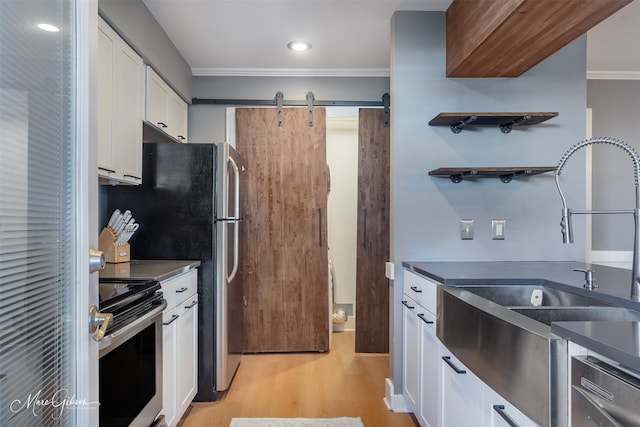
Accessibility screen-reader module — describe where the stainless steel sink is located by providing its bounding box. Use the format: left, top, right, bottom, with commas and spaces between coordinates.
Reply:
512, 306, 640, 326
458, 285, 611, 308
437, 284, 640, 427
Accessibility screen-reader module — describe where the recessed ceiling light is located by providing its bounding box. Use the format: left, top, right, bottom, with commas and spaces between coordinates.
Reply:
287, 41, 312, 52
37, 23, 60, 32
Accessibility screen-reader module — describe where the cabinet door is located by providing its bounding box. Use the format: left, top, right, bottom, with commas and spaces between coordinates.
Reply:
162, 306, 180, 427
402, 297, 420, 411
177, 294, 198, 415
440, 347, 484, 426
112, 40, 144, 183
485, 385, 540, 427
97, 17, 143, 185
97, 19, 116, 178
146, 67, 170, 131
169, 93, 188, 142
418, 310, 438, 427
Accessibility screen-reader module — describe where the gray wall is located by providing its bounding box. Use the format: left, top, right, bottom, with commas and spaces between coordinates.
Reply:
189, 76, 390, 142
587, 80, 640, 252
390, 11, 588, 390
98, 0, 192, 100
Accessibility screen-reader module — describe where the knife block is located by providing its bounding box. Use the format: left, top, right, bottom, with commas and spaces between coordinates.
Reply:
99, 228, 131, 263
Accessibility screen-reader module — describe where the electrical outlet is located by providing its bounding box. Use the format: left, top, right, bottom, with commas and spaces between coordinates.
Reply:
460, 219, 474, 240
492, 219, 506, 240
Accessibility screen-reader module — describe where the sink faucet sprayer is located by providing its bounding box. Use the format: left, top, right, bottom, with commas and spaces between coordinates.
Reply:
555, 137, 640, 301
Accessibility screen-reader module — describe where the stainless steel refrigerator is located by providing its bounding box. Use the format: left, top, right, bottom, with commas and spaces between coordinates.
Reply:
105, 141, 245, 401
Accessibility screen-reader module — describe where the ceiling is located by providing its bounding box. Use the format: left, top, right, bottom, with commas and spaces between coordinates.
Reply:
141, 0, 639, 77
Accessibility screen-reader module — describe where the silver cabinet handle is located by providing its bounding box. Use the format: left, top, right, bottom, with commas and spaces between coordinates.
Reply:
417, 313, 433, 324
175, 287, 188, 293
401, 300, 415, 309
98, 166, 116, 173
492, 405, 520, 427
157, 122, 168, 128
185, 300, 198, 309
410, 286, 422, 293
163, 314, 179, 326
442, 356, 466, 374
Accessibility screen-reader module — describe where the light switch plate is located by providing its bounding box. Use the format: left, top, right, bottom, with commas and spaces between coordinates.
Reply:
385, 262, 395, 280
492, 219, 506, 240
460, 219, 474, 240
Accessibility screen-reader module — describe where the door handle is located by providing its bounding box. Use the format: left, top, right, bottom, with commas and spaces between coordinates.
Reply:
401, 300, 415, 309
492, 405, 520, 427
417, 313, 434, 324
442, 356, 467, 374
227, 156, 240, 283
89, 248, 105, 274
89, 305, 113, 342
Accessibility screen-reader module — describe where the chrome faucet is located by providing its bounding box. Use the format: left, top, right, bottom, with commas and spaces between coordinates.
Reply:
555, 137, 640, 301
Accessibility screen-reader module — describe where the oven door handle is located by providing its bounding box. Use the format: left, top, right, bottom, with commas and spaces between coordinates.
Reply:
99, 300, 167, 356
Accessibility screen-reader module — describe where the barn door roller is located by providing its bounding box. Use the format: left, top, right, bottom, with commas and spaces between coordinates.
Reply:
276, 91, 284, 127
306, 91, 315, 127
383, 93, 390, 128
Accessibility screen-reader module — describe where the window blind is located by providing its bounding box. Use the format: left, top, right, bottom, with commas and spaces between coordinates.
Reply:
0, 0, 76, 425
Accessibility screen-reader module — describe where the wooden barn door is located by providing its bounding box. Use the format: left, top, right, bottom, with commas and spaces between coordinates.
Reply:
355, 108, 390, 353
236, 107, 329, 352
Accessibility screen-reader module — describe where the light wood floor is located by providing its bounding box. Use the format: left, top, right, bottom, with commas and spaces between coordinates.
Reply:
178, 331, 417, 427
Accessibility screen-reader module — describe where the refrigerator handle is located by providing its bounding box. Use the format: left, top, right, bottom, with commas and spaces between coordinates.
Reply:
227, 156, 240, 283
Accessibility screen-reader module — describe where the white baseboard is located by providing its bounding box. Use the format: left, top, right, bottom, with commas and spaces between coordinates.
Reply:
590, 250, 632, 269
383, 378, 410, 413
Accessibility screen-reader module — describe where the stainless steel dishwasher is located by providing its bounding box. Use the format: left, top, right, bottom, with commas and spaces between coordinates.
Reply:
571, 356, 640, 426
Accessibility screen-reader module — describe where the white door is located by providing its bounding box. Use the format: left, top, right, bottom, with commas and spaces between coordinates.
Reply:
0, 1, 99, 426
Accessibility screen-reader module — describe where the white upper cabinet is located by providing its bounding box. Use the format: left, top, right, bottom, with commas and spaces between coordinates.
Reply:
97, 17, 144, 184
145, 66, 188, 143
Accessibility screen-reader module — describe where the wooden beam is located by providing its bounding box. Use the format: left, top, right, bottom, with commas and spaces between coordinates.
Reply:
446, 0, 632, 77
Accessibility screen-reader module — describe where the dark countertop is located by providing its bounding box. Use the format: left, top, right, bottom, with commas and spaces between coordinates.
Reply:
551, 321, 640, 373
99, 259, 200, 282
403, 260, 640, 373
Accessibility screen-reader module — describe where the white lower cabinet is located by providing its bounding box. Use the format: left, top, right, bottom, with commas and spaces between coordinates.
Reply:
402, 296, 420, 411
162, 306, 180, 427
418, 310, 438, 427
161, 269, 199, 427
177, 295, 198, 413
402, 269, 439, 426
484, 385, 540, 427
402, 269, 539, 427
440, 347, 485, 427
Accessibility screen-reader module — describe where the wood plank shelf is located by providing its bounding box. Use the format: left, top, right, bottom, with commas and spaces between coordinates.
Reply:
428, 166, 557, 183
428, 112, 558, 134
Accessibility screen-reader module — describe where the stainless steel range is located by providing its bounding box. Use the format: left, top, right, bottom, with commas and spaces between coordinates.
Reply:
98, 279, 167, 427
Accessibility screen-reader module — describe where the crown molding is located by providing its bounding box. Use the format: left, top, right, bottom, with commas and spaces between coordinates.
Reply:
587, 70, 640, 80
191, 67, 390, 77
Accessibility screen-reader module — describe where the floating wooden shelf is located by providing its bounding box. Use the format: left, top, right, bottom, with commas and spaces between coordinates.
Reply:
428, 166, 557, 183
428, 112, 558, 134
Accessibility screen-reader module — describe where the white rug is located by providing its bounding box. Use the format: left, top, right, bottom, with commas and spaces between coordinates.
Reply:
229, 417, 364, 427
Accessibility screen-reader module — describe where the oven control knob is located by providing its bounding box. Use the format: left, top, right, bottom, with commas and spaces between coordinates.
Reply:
89, 248, 105, 274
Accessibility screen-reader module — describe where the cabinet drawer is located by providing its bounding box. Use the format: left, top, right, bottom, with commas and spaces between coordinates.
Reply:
162, 269, 198, 311
403, 269, 438, 314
